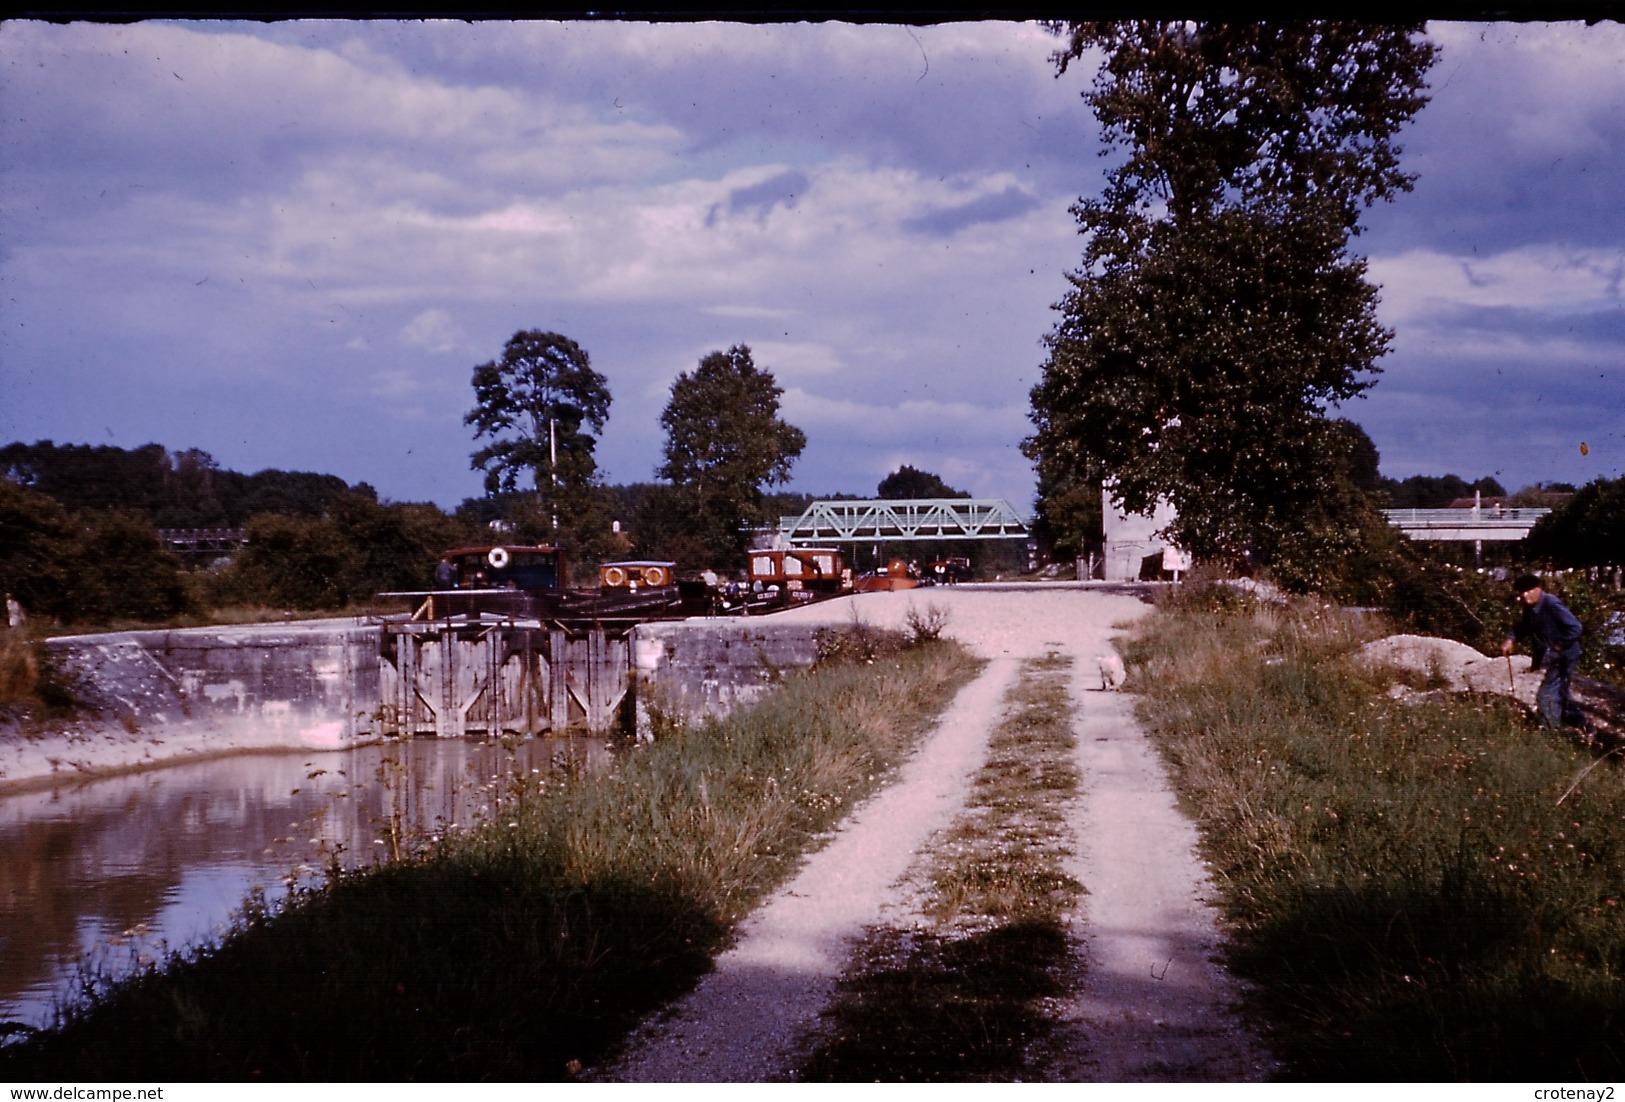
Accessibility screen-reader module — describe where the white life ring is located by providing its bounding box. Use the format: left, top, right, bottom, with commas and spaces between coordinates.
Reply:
487, 547, 510, 570
603, 566, 627, 587
644, 566, 669, 587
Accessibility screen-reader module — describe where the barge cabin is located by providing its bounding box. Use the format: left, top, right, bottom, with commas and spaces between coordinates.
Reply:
745, 547, 854, 610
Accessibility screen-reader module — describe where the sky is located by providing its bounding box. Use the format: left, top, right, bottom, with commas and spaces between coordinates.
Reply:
2, 18, 1623, 514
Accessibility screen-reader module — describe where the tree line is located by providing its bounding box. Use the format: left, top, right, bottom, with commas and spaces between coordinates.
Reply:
0, 441, 355, 528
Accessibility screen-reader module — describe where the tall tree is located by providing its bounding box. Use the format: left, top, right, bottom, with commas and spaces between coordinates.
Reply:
877, 465, 969, 500
1025, 22, 1437, 571
465, 330, 613, 551
657, 344, 806, 564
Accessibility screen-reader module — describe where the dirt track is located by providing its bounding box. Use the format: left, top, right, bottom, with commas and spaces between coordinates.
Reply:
592, 583, 1275, 1082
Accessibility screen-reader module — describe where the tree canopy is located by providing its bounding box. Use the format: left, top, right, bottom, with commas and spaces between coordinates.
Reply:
1378, 472, 1507, 509
465, 330, 613, 552
877, 465, 969, 500
1025, 21, 1437, 572
0, 440, 352, 527
1525, 477, 1625, 568
657, 344, 806, 564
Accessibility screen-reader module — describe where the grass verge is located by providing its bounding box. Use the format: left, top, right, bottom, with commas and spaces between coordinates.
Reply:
799, 651, 1082, 1081
1122, 587, 1625, 1081
0, 629, 78, 722
0, 631, 981, 1081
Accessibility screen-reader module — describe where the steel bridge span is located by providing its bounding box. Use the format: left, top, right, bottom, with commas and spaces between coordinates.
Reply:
1382, 506, 1551, 543
777, 498, 1031, 545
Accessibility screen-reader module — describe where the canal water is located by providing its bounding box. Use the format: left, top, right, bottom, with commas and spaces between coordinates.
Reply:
0, 736, 608, 1033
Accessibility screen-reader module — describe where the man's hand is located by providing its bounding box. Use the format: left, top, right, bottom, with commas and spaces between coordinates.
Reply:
1500, 637, 1516, 658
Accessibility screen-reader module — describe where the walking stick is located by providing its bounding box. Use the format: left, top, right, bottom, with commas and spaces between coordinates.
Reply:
1557, 747, 1623, 807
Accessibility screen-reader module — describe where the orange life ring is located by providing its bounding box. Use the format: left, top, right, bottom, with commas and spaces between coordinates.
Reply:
603, 566, 627, 587
644, 566, 669, 587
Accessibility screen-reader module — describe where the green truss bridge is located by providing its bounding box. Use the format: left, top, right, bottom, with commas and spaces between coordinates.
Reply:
776, 498, 1032, 545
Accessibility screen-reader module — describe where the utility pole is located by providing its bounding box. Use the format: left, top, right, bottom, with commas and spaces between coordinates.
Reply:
549, 416, 559, 538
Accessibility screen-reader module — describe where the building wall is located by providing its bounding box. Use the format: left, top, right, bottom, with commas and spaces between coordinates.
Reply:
1101, 486, 1180, 582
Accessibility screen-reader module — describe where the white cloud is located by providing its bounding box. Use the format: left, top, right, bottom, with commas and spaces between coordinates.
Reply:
747, 341, 847, 379
1374, 245, 1625, 323
399, 308, 465, 354
782, 386, 1028, 446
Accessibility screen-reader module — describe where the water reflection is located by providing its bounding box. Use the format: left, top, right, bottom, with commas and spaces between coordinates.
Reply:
0, 736, 608, 1031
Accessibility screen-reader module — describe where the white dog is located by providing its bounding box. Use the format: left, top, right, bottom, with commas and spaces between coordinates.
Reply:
1097, 653, 1126, 691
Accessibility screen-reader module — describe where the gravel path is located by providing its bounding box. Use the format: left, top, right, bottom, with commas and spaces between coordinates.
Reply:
596, 656, 1019, 1082
1046, 661, 1276, 1081
590, 583, 1275, 1082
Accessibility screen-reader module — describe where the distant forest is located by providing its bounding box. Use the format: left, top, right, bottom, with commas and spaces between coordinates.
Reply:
0, 440, 833, 625
0, 440, 824, 534
1377, 472, 1576, 510
3, 439, 1614, 629
0, 439, 1567, 528
0, 441, 359, 528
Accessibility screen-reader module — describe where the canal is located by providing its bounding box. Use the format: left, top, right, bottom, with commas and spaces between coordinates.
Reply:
0, 736, 607, 1033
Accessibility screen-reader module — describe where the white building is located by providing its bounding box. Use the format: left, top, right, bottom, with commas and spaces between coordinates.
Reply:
1101, 485, 1189, 582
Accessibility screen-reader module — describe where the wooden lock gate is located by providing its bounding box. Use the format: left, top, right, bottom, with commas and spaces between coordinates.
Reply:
378, 620, 632, 738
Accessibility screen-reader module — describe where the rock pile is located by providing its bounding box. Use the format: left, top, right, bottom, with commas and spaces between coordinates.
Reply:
1358, 633, 1623, 746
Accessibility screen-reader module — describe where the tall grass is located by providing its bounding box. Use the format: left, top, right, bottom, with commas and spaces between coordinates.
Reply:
0, 629, 77, 719
0, 632, 981, 1081
1124, 587, 1625, 1081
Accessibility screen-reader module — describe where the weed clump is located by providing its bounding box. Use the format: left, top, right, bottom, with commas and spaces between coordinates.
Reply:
904, 601, 951, 645
0, 631, 82, 723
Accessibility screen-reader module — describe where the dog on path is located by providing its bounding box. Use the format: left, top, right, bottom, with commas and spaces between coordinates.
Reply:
1097, 653, 1126, 691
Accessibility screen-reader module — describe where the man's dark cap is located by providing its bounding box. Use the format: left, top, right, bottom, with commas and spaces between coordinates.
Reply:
1514, 573, 1543, 593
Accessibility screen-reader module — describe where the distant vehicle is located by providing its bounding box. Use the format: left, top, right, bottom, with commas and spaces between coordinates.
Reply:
744, 547, 854, 611
854, 558, 923, 593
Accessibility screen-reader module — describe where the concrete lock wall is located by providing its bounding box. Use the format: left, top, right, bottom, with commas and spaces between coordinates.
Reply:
44, 619, 383, 752
631, 621, 827, 738
26, 618, 828, 774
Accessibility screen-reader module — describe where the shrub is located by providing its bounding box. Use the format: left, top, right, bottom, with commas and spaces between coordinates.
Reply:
904, 601, 950, 644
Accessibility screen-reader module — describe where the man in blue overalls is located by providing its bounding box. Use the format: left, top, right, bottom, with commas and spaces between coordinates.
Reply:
1500, 573, 1585, 731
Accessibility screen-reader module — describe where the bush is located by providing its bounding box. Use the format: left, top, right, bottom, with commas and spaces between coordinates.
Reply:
1526, 477, 1625, 568
0, 483, 195, 626
904, 601, 950, 644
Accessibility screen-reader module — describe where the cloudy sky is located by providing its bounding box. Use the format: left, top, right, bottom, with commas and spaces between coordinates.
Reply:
2, 18, 1622, 513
